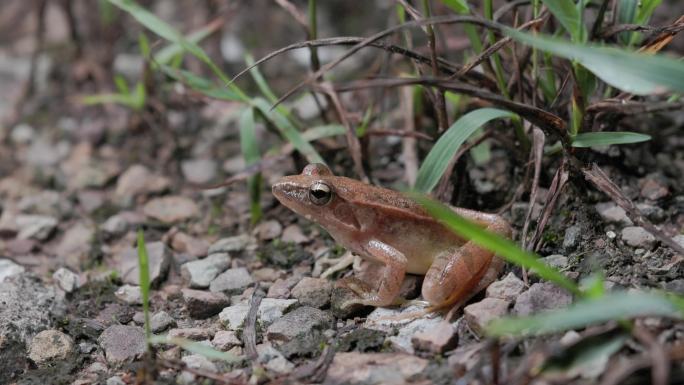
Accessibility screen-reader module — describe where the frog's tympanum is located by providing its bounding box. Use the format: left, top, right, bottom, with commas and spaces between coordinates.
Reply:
272, 163, 512, 309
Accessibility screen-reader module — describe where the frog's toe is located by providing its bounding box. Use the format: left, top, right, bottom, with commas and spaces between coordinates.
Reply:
338, 276, 373, 297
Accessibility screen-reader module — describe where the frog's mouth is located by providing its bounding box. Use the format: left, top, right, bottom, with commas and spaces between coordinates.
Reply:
271, 178, 309, 213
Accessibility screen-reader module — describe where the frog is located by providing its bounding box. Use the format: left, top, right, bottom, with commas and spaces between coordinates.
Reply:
271, 163, 512, 310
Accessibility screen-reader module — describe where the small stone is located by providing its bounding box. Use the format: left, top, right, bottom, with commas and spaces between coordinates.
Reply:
595, 202, 632, 225
208, 234, 251, 254
621, 226, 656, 249
464, 298, 511, 334
257, 343, 295, 374
291, 277, 332, 308
150, 311, 176, 333
267, 277, 299, 299
167, 328, 212, 341
209, 267, 254, 295
28, 329, 74, 366
171, 232, 209, 259
178, 354, 218, 384
115, 284, 142, 305
326, 352, 428, 385
15, 214, 57, 240
102, 212, 144, 236
636, 203, 666, 222
639, 176, 669, 200
143, 196, 199, 223
254, 220, 283, 240
181, 253, 231, 289
55, 223, 94, 268
562, 225, 581, 250
281, 224, 308, 244
181, 158, 217, 185
337, 328, 387, 353
106, 376, 126, 385
11, 123, 35, 144
117, 241, 171, 287
266, 306, 333, 357
252, 267, 283, 283
411, 320, 458, 354
182, 288, 230, 319
52, 267, 80, 292
674, 235, 684, 249
542, 254, 569, 270
486, 272, 525, 302
114, 164, 170, 205
606, 231, 617, 239
212, 330, 241, 350
513, 282, 573, 316
218, 298, 298, 330
99, 325, 146, 365
0, 259, 25, 282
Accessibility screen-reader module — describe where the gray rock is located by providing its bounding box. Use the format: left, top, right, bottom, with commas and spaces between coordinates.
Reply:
27, 329, 74, 366
486, 272, 525, 302
291, 277, 332, 308
219, 298, 298, 330
17, 190, 70, 217
662, 279, 684, 295
254, 220, 283, 241
55, 223, 94, 267
595, 202, 632, 225
514, 282, 573, 316
181, 158, 217, 185
636, 203, 666, 222
257, 343, 294, 374
542, 254, 569, 270
325, 352, 428, 385
674, 235, 684, 249
98, 325, 146, 365
181, 253, 231, 289
621, 226, 656, 249
0, 259, 25, 282
208, 234, 251, 254
167, 328, 211, 341
10, 123, 35, 144
464, 298, 510, 334
116, 241, 171, 287
266, 306, 333, 357
209, 267, 254, 295
281, 224, 309, 244
106, 376, 126, 385
52, 267, 80, 292
563, 225, 581, 250
267, 277, 299, 299
178, 354, 218, 385
143, 196, 199, 223
182, 288, 230, 319
411, 320, 458, 354
639, 176, 669, 200
170, 232, 209, 259
114, 164, 170, 205
212, 330, 241, 351
150, 311, 175, 333
15, 214, 57, 240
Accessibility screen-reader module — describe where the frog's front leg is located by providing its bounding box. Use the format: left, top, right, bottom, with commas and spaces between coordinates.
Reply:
340, 239, 407, 307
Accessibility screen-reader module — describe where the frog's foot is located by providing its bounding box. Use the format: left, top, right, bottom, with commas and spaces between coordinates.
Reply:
337, 276, 374, 298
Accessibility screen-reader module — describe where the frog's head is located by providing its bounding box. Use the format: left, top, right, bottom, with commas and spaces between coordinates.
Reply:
272, 163, 362, 233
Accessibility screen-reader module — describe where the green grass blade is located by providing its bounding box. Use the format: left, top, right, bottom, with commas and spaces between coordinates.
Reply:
411, 195, 581, 295
542, 0, 586, 42
149, 335, 243, 363
441, 0, 469, 13
487, 291, 683, 336
506, 29, 684, 95
154, 21, 219, 64
157, 64, 241, 101
252, 98, 325, 164
136, 229, 151, 346
240, 107, 262, 224
571, 132, 651, 147
301, 124, 346, 141
414, 108, 516, 193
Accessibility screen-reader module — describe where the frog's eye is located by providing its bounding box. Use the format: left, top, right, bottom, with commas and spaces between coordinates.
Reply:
309, 182, 332, 205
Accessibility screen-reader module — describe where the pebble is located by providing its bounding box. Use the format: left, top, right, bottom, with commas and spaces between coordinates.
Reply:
621, 226, 656, 249
562, 225, 581, 250
11, 123, 35, 144
101, 212, 144, 236
106, 377, 126, 385
52, 267, 80, 292
148, 311, 176, 333
464, 298, 510, 334
168, 328, 212, 341
674, 235, 684, 249
411, 320, 458, 354
218, 298, 298, 330
0, 259, 25, 282
181, 158, 217, 185
143, 196, 199, 223
291, 277, 332, 308
178, 354, 218, 385
115, 284, 142, 305
257, 343, 295, 374
486, 272, 525, 302
209, 267, 254, 295
208, 234, 251, 254
267, 277, 299, 299
114, 164, 170, 205
595, 202, 632, 225
28, 329, 74, 366
117, 241, 171, 287
182, 288, 230, 319
254, 220, 283, 240
170, 232, 209, 259
55, 222, 94, 268
542, 254, 569, 270
266, 306, 333, 357
325, 352, 428, 385
281, 224, 309, 244
639, 176, 669, 200
98, 325, 146, 365
181, 253, 231, 289
212, 330, 241, 351
15, 214, 57, 240
364, 304, 442, 354
513, 282, 573, 316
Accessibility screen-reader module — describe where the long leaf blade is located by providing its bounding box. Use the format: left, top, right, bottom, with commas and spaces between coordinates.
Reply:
571, 131, 651, 147
136, 229, 151, 346
542, 0, 586, 42
240, 108, 262, 224
414, 108, 516, 193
